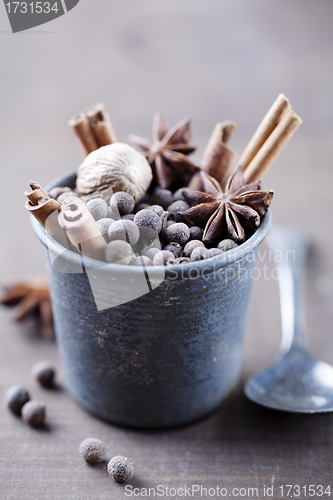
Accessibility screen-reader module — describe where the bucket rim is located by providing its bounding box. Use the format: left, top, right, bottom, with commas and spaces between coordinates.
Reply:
31, 171, 272, 278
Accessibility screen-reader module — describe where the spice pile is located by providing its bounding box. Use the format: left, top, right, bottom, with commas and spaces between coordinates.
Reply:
5, 365, 133, 484
5, 361, 55, 426
25, 95, 302, 267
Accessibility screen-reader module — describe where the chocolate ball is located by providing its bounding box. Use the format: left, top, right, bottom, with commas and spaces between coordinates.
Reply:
163, 242, 182, 258
107, 455, 134, 483
164, 223, 190, 246
183, 240, 205, 258
5, 385, 30, 415
108, 220, 140, 246
209, 248, 223, 258
189, 226, 203, 241
142, 247, 161, 261
167, 200, 190, 221
110, 192, 135, 216
97, 218, 115, 240
32, 361, 55, 387
105, 240, 134, 264
86, 198, 108, 221
134, 209, 162, 242
79, 437, 107, 465
217, 239, 238, 252
148, 204, 164, 217
21, 401, 46, 426
172, 188, 189, 202
151, 188, 174, 209
191, 247, 210, 261
153, 250, 175, 266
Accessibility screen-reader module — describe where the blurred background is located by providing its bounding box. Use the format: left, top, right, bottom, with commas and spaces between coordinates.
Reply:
1, 0, 333, 374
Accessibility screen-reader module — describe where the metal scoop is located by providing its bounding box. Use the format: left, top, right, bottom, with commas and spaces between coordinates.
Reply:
244, 226, 333, 412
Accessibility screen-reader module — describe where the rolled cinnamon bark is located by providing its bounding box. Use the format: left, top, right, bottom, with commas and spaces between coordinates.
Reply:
68, 115, 98, 155
188, 121, 237, 191
25, 181, 62, 237
58, 198, 107, 261
69, 103, 117, 156
86, 104, 117, 147
239, 94, 291, 171
243, 109, 302, 183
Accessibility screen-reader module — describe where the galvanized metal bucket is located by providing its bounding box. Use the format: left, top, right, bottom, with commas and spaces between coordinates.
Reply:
32, 172, 272, 428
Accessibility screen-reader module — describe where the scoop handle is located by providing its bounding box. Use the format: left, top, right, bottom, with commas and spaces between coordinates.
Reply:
267, 226, 309, 353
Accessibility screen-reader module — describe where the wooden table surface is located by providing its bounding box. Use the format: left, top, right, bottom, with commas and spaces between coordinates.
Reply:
1, 1, 333, 499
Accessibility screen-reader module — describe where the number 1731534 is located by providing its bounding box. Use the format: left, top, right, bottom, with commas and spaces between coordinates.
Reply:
279, 485, 331, 497
5, 2, 59, 14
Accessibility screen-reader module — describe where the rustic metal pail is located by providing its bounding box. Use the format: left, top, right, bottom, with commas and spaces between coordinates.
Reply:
32, 171, 272, 428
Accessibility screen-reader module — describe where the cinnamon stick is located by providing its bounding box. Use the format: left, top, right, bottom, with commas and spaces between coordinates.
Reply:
239, 94, 291, 171
188, 121, 237, 191
25, 181, 62, 237
68, 115, 98, 155
85, 104, 117, 147
243, 109, 302, 183
58, 198, 107, 261
68, 103, 117, 156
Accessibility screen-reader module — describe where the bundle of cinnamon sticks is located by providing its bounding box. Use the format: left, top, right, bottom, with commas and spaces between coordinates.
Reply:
239, 94, 302, 183
25, 182, 107, 261
68, 103, 117, 156
189, 93, 301, 189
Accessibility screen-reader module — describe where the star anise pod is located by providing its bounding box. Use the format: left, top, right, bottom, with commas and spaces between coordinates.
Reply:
129, 112, 199, 190
0, 279, 54, 339
178, 165, 274, 244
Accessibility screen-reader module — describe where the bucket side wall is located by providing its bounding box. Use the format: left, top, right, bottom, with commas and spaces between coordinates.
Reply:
46, 249, 257, 428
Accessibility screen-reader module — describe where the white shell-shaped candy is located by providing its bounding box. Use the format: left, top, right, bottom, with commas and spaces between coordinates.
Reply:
76, 143, 153, 203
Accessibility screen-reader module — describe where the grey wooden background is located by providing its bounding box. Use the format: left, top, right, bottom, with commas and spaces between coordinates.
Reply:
0, 1, 333, 499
